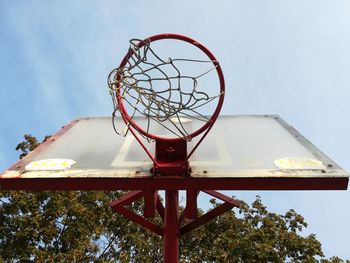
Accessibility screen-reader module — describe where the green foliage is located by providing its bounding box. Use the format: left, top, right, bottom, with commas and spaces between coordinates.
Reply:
321, 257, 350, 263
0, 190, 164, 262
15, 134, 40, 159
15, 134, 51, 159
0, 135, 348, 262
180, 198, 325, 262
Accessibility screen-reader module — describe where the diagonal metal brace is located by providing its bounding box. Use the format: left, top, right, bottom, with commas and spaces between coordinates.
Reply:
203, 190, 240, 206
180, 190, 240, 235
110, 191, 163, 236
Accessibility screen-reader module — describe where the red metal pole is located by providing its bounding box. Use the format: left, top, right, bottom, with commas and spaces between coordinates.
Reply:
163, 190, 179, 263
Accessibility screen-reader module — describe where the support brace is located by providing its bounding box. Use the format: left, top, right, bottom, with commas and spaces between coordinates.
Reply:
110, 189, 240, 263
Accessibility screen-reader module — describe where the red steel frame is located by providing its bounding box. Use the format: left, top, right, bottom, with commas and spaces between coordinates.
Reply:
1, 177, 348, 191
110, 189, 240, 262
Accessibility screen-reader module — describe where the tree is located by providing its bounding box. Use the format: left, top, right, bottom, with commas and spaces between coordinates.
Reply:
0, 135, 348, 262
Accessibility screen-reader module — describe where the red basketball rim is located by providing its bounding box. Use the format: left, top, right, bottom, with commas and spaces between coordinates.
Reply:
116, 33, 225, 141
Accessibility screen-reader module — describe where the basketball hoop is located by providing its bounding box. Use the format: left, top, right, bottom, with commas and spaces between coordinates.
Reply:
1, 32, 347, 263
108, 33, 225, 176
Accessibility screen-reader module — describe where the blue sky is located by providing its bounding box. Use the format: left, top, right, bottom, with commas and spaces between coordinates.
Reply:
1, 0, 350, 259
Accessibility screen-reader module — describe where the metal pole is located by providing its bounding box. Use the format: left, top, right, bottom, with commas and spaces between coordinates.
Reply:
163, 190, 179, 263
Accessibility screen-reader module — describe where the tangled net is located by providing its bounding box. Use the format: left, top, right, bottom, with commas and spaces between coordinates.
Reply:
108, 38, 223, 141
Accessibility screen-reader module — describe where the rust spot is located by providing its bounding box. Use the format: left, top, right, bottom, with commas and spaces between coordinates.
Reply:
203, 170, 208, 174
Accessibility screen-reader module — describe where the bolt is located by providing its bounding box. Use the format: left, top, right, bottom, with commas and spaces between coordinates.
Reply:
167, 146, 175, 152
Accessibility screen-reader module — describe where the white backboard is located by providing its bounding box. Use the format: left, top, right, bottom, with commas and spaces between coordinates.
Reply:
1, 115, 348, 190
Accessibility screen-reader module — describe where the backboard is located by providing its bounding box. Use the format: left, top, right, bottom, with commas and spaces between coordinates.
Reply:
0, 115, 348, 190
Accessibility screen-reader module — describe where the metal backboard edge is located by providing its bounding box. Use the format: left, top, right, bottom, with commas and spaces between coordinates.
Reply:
0, 177, 347, 191
274, 115, 346, 172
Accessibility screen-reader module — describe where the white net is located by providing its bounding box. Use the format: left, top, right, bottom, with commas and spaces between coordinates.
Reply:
108, 38, 223, 141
